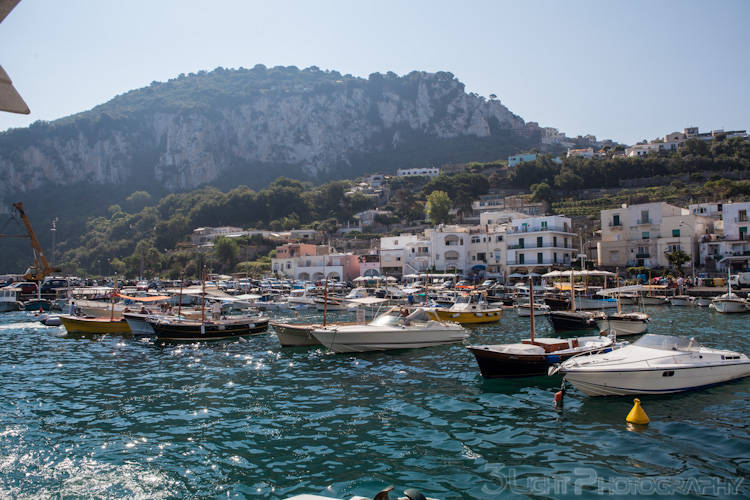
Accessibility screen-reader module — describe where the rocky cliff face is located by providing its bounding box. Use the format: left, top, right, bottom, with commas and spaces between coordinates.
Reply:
0, 69, 528, 210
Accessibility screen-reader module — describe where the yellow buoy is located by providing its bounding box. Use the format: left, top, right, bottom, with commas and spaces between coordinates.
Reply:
626, 398, 650, 425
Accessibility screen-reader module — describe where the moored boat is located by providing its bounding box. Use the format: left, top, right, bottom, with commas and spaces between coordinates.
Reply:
601, 311, 649, 336
312, 307, 467, 353
434, 291, 503, 324
145, 315, 270, 341
0, 287, 21, 312
547, 310, 603, 332
558, 333, 750, 396
710, 292, 749, 314
467, 279, 615, 378
59, 314, 133, 334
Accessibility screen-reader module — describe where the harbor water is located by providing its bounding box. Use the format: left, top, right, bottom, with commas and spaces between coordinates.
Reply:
1, 306, 749, 499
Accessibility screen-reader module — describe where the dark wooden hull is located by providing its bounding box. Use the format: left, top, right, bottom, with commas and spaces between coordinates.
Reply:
468, 341, 614, 379
148, 317, 269, 341
468, 348, 562, 378
547, 311, 599, 332
543, 296, 571, 311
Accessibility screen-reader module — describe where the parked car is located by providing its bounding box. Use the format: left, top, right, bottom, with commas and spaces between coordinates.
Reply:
40, 278, 69, 294
5, 282, 37, 294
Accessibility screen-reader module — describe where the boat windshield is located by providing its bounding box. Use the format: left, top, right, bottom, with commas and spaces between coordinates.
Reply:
633, 333, 703, 352
369, 313, 403, 327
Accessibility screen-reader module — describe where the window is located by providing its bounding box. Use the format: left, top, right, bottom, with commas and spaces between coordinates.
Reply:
740, 210, 748, 222
640, 210, 649, 224
519, 238, 525, 249
642, 232, 650, 240
519, 254, 525, 264
396, 257, 401, 261
541, 220, 547, 229
477, 252, 486, 262
741, 227, 748, 240
553, 236, 558, 247
496, 235, 503, 242
613, 214, 621, 226
672, 229, 680, 237
537, 253, 543, 264
537, 236, 543, 248
471, 236, 480, 243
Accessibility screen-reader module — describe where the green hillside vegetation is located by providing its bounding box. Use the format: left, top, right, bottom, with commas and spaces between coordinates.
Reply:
5, 135, 750, 280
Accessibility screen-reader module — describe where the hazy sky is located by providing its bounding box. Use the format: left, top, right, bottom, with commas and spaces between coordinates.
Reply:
0, 0, 748, 145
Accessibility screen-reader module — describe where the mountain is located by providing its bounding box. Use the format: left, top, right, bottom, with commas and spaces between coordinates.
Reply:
0, 65, 538, 213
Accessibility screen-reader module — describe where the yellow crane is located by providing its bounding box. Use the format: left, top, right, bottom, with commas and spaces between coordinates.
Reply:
1, 202, 61, 282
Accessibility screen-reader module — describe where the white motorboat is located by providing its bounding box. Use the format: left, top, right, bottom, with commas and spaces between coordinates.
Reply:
286, 288, 317, 308
602, 311, 649, 336
515, 302, 551, 316
596, 284, 649, 336
710, 292, 749, 314
572, 295, 618, 310
311, 307, 467, 353
690, 296, 712, 307
557, 333, 750, 396
667, 295, 692, 306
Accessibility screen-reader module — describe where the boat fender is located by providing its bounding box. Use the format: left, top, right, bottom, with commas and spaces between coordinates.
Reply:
200, 324, 205, 335
554, 385, 566, 406
404, 488, 427, 500
547, 354, 561, 364
374, 485, 394, 500
452, 313, 460, 318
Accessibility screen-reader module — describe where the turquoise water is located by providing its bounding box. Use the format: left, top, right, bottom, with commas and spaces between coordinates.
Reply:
1, 306, 749, 499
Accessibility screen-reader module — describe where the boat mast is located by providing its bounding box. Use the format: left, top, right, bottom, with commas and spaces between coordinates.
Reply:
201, 266, 206, 323
177, 271, 184, 317
111, 272, 117, 321
323, 276, 328, 327
529, 276, 535, 342
570, 269, 576, 312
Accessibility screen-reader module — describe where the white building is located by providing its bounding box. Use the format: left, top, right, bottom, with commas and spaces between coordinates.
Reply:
598, 202, 716, 272
396, 167, 441, 179
504, 215, 575, 274
702, 202, 750, 273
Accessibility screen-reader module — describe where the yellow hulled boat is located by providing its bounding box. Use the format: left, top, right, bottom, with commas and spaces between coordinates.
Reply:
59, 314, 133, 334
434, 292, 503, 324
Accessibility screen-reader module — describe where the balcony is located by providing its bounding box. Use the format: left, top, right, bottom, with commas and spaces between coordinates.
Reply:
505, 225, 574, 235
636, 218, 651, 225
609, 220, 623, 227
635, 253, 651, 258
507, 258, 570, 266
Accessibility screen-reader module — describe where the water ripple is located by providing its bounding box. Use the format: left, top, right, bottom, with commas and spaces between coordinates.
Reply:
1, 308, 750, 498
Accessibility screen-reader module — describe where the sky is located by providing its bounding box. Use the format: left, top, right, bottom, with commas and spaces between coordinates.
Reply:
0, 0, 748, 146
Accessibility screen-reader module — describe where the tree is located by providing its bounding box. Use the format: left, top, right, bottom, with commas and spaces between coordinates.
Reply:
530, 182, 553, 204
665, 249, 691, 276
214, 237, 240, 272
426, 190, 451, 225
126, 191, 152, 212
554, 167, 584, 191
